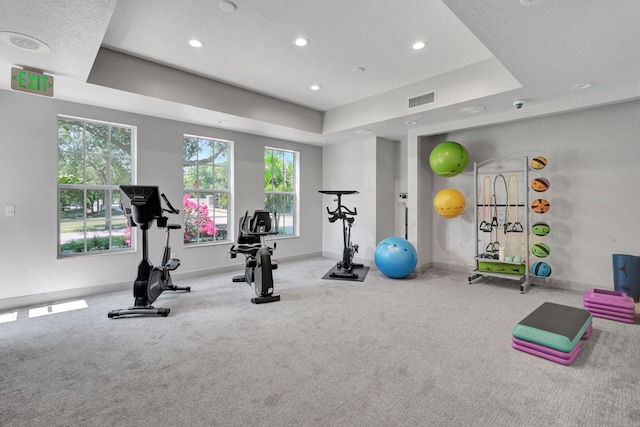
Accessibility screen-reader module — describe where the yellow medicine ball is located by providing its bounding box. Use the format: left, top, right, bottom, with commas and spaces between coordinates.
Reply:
434, 188, 466, 218
531, 156, 547, 170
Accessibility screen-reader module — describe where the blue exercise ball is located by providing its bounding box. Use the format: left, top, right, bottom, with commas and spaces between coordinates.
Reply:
375, 237, 418, 279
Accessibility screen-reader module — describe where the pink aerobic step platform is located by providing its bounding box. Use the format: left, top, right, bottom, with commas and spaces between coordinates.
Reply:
583, 289, 636, 324
511, 325, 592, 366
511, 302, 593, 366
512, 337, 582, 366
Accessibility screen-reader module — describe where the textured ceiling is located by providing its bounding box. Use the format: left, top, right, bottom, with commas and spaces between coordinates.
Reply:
101, 0, 493, 111
1, 0, 639, 145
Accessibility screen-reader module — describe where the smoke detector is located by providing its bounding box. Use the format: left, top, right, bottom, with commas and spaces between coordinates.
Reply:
0, 32, 51, 53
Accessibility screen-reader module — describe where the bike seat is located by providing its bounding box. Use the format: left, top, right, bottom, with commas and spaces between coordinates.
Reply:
235, 244, 261, 256
167, 224, 182, 230
318, 190, 359, 195
166, 258, 180, 271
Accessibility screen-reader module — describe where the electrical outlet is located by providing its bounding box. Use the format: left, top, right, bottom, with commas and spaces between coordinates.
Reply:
5, 205, 15, 216
497, 212, 505, 225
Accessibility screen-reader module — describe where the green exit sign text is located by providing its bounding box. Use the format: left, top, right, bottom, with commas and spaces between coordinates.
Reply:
11, 67, 54, 97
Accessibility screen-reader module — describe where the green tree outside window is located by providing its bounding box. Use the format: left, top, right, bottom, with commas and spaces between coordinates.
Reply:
57, 117, 133, 256
264, 148, 296, 236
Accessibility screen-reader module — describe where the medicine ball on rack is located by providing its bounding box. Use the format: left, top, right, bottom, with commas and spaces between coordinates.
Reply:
531, 222, 551, 236
531, 261, 552, 277
531, 177, 550, 192
531, 198, 550, 214
531, 156, 547, 170
531, 242, 551, 258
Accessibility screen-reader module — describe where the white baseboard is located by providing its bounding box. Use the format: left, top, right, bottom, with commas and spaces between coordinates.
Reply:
1, 256, 599, 312
0, 252, 324, 312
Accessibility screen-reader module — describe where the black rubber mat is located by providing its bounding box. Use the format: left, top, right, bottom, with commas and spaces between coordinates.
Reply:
322, 265, 369, 282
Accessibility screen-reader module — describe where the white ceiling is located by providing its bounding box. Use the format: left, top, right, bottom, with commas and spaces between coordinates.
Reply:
1, 0, 639, 145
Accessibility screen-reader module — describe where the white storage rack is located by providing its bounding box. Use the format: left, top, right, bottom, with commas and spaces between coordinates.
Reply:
468, 157, 532, 293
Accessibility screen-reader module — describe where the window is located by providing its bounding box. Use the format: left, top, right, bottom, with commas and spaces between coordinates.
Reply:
57, 116, 134, 256
183, 135, 231, 245
264, 147, 297, 237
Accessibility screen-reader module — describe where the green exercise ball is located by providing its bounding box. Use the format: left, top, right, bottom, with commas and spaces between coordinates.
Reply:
429, 141, 469, 177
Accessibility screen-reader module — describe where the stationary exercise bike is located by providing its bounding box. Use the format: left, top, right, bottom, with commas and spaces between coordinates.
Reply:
228, 210, 280, 304
108, 185, 189, 319
319, 190, 364, 279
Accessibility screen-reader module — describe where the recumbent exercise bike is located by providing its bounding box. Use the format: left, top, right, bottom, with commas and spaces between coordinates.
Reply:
108, 185, 190, 318
228, 210, 280, 304
319, 190, 364, 279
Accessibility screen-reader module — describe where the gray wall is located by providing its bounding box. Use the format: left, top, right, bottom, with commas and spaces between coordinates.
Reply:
0, 90, 322, 309
418, 99, 640, 290
2, 87, 638, 308
322, 136, 402, 264
375, 138, 397, 242
89, 48, 323, 134
406, 134, 435, 269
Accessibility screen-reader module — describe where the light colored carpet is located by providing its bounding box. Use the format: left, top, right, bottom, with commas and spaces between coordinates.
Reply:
1, 257, 639, 426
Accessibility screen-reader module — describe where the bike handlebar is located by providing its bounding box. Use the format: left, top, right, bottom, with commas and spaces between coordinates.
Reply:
161, 193, 180, 215
327, 205, 357, 216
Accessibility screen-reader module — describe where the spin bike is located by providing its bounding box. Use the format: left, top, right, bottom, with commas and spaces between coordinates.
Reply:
319, 190, 364, 279
228, 210, 280, 304
108, 185, 189, 319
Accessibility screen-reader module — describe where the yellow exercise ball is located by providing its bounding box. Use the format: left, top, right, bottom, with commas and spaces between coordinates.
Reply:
434, 188, 466, 218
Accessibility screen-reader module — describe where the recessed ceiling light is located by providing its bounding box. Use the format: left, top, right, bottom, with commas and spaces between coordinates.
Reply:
412, 41, 427, 50
572, 82, 595, 91
355, 129, 374, 135
220, 1, 237, 12
353, 66, 366, 73
459, 106, 485, 114
294, 38, 309, 47
310, 84, 321, 91
0, 31, 51, 53
217, 120, 228, 124
188, 39, 204, 48
520, 0, 542, 5
406, 120, 419, 125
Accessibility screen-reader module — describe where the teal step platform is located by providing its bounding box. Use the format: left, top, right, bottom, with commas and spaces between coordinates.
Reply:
512, 302, 592, 353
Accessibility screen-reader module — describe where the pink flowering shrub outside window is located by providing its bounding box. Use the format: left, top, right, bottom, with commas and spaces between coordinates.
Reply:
183, 193, 218, 243
124, 225, 132, 247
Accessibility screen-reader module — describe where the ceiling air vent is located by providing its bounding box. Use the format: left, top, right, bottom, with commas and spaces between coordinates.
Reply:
408, 91, 436, 109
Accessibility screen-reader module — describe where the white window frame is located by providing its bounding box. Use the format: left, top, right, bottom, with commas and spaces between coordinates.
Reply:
183, 134, 232, 246
264, 146, 299, 237
57, 115, 136, 257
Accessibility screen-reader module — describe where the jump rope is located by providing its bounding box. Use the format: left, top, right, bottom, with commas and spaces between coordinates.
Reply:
479, 176, 492, 232
491, 174, 507, 251
507, 174, 524, 233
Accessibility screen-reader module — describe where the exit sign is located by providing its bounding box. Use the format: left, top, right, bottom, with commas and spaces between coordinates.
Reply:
11, 67, 54, 97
